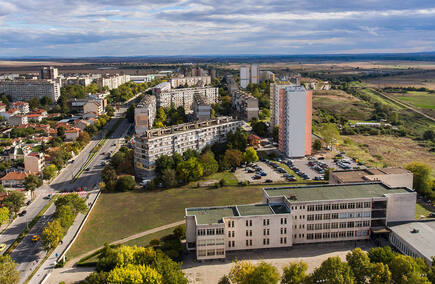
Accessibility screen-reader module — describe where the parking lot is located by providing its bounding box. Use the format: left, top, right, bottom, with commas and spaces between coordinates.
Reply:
235, 161, 285, 184
293, 155, 364, 179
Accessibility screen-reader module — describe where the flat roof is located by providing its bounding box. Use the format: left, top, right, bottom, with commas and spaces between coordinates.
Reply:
333, 168, 411, 183
237, 204, 274, 216
389, 220, 435, 262
264, 183, 411, 202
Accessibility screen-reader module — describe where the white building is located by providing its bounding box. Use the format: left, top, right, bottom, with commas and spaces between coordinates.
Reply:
134, 117, 243, 178
186, 183, 416, 260
0, 80, 61, 102
250, 64, 259, 84
170, 76, 211, 88
96, 74, 130, 90
231, 90, 259, 121
10, 101, 30, 114
130, 75, 155, 83
24, 152, 45, 173
240, 65, 250, 89
40, 66, 59, 80
151, 82, 172, 96
134, 95, 157, 135
193, 95, 211, 121
157, 87, 218, 113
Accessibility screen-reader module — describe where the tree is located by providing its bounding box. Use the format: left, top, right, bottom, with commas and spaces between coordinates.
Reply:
0, 255, 20, 284
229, 261, 255, 284
57, 126, 66, 140
218, 275, 231, 284
23, 174, 42, 191
229, 261, 280, 284
126, 104, 136, 123
313, 139, 322, 151
319, 123, 340, 147
389, 254, 429, 284
102, 166, 118, 191
369, 263, 392, 284
405, 162, 433, 198
368, 246, 396, 265
55, 193, 87, 215
83, 271, 108, 284
183, 149, 200, 161
106, 264, 163, 284
226, 129, 248, 152
273, 126, 279, 142
155, 155, 174, 176
281, 261, 308, 284
43, 164, 58, 180
223, 149, 243, 169
161, 168, 178, 188
78, 131, 91, 145
0, 207, 9, 225
200, 151, 219, 176
3, 191, 25, 215
346, 248, 371, 284
28, 97, 39, 109
176, 157, 203, 183
252, 121, 268, 137
55, 205, 75, 228
423, 130, 434, 141
42, 219, 64, 249
115, 176, 136, 191
309, 256, 354, 284
243, 147, 259, 163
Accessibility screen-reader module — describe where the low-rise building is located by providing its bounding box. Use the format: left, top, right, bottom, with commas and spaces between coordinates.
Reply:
186, 183, 416, 260
151, 82, 171, 96
134, 95, 157, 135
65, 127, 81, 141
8, 115, 28, 126
74, 119, 91, 131
231, 90, 259, 121
0, 171, 33, 188
10, 101, 30, 114
83, 100, 105, 115
0, 102, 6, 112
388, 220, 435, 265
24, 152, 45, 173
330, 168, 413, 189
134, 117, 243, 178
0, 108, 19, 120
193, 95, 211, 121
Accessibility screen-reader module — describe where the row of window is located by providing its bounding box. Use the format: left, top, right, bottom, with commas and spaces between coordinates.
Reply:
307, 220, 371, 231
390, 234, 419, 259
197, 238, 225, 246
307, 211, 371, 221
306, 230, 369, 240
197, 228, 224, 236
307, 202, 371, 211
197, 249, 225, 257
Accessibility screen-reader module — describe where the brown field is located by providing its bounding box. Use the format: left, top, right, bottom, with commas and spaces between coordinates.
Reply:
0, 60, 89, 67
343, 135, 435, 170
364, 70, 435, 89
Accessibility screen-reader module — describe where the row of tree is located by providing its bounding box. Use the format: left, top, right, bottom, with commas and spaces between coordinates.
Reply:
101, 146, 136, 191
220, 246, 435, 284
41, 194, 87, 249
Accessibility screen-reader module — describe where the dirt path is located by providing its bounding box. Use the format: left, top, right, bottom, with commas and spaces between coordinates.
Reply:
65, 220, 185, 268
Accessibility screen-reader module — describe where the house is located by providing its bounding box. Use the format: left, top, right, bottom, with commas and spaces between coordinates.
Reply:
0, 108, 20, 120
8, 115, 28, 126
24, 152, 45, 173
83, 112, 98, 120
0, 171, 33, 188
84, 100, 104, 115
65, 127, 81, 141
74, 119, 91, 131
0, 102, 6, 112
8, 145, 31, 160
27, 113, 43, 122
10, 101, 30, 114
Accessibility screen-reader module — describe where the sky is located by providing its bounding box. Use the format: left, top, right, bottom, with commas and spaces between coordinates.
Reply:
0, 0, 435, 57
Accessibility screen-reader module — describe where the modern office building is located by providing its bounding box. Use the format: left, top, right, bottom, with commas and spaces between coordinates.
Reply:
388, 220, 435, 265
231, 90, 259, 121
40, 66, 59, 80
156, 87, 218, 113
330, 168, 413, 189
170, 76, 211, 88
186, 183, 416, 260
134, 95, 157, 135
134, 117, 243, 178
193, 95, 212, 121
0, 80, 61, 102
272, 85, 312, 157
96, 74, 130, 90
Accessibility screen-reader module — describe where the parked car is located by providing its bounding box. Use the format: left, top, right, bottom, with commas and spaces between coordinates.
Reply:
253, 175, 262, 180
247, 169, 255, 173
259, 171, 267, 176
85, 167, 91, 171
0, 243, 6, 251
265, 179, 273, 183
287, 177, 297, 181
32, 235, 40, 242
18, 210, 27, 217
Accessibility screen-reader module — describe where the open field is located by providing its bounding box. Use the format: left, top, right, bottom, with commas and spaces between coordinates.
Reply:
396, 91, 435, 109
364, 70, 435, 89
67, 186, 265, 259
340, 135, 435, 169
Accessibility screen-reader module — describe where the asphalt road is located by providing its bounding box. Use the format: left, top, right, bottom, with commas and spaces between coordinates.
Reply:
0, 96, 136, 283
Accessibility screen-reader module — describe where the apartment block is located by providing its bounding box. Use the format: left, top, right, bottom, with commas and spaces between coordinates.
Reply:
0, 79, 61, 102
83, 100, 105, 115
231, 90, 259, 122
157, 87, 218, 113
250, 64, 259, 84
96, 74, 130, 90
134, 95, 157, 135
40, 66, 59, 80
186, 183, 416, 260
330, 168, 413, 189
269, 83, 296, 129
193, 95, 211, 121
240, 65, 250, 89
170, 76, 211, 88
151, 82, 172, 96
134, 117, 243, 178
8, 115, 28, 126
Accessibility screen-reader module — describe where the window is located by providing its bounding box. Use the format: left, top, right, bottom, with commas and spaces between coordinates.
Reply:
347, 231, 354, 237
315, 233, 322, 239
339, 212, 348, 219
246, 220, 252, 226
198, 229, 206, 236
206, 239, 215, 246
332, 204, 339, 210
232, 231, 235, 237
207, 229, 215, 235
307, 224, 314, 231
340, 222, 347, 228
316, 205, 323, 211
246, 220, 249, 226
324, 213, 331, 220
246, 230, 249, 237
281, 218, 287, 225
315, 214, 323, 220
356, 202, 363, 208
364, 202, 371, 208
348, 203, 355, 209
347, 222, 354, 228
281, 228, 287, 234
332, 213, 339, 219
323, 223, 330, 229
280, 237, 287, 244
340, 203, 347, 209
216, 239, 224, 245
198, 250, 207, 257
331, 222, 339, 229
339, 231, 346, 237
307, 205, 315, 211
263, 219, 270, 226
216, 228, 224, 235
263, 238, 270, 245
216, 249, 225, 255
198, 240, 206, 247
307, 233, 314, 240
207, 250, 215, 256
324, 204, 331, 210
363, 211, 371, 217
363, 221, 370, 227
323, 232, 330, 239
315, 224, 322, 230
307, 215, 315, 221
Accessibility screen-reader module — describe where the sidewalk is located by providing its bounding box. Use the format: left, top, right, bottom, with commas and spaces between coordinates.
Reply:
30, 190, 100, 284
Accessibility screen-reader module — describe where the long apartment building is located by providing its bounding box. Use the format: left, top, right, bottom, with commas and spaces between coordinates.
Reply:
134, 95, 157, 135
0, 79, 61, 102
170, 76, 211, 88
134, 116, 243, 178
270, 84, 312, 157
186, 183, 416, 260
96, 74, 130, 90
157, 87, 218, 113
231, 90, 259, 121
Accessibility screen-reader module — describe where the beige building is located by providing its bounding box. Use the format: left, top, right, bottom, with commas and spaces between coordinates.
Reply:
96, 74, 130, 90
65, 128, 81, 141
330, 168, 413, 189
24, 152, 45, 173
231, 90, 259, 121
8, 115, 28, 126
134, 117, 243, 178
157, 87, 218, 113
193, 95, 211, 121
186, 183, 416, 260
134, 95, 157, 135
0, 79, 61, 102
83, 100, 105, 115
170, 76, 211, 88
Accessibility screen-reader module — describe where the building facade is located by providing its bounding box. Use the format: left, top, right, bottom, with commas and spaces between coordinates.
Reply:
231, 90, 259, 122
193, 95, 211, 121
269, 83, 296, 129
134, 117, 243, 178
40, 66, 59, 80
96, 74, 130, 90
24, 152, 45, 173
157, 87, 218, 113
170, 76, 211, 88
0, 80, 61, 102
10, 101, 30, 114
134, 95, 157, 135
186, 183, 416, 260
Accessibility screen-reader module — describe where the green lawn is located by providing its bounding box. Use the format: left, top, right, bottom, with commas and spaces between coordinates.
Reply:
123, 226, 183, 247
416, 202, 434, 219
397, 92, 435, 109
67, 185, 264, 259
200, 171, 238, 186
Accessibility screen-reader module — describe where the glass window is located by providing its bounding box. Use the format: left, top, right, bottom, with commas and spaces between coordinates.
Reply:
348, 203, 355, 209
315, 214, 323, 220
324, 213, 331, 220
316, 205, 323, 211
307, 215, 315, 221
307, 205, 315, 211
332, 204, 339, 210
332, 213, 339, 219
324, 204, 331, 210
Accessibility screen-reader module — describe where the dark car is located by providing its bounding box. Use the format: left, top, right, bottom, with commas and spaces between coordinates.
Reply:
253, 175, 261, 180
18, 210, 27, 217
85, 167, 91, 171
265, 179, 273, 183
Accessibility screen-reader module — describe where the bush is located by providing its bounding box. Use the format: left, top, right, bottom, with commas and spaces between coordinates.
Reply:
115, 176, 136, 192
